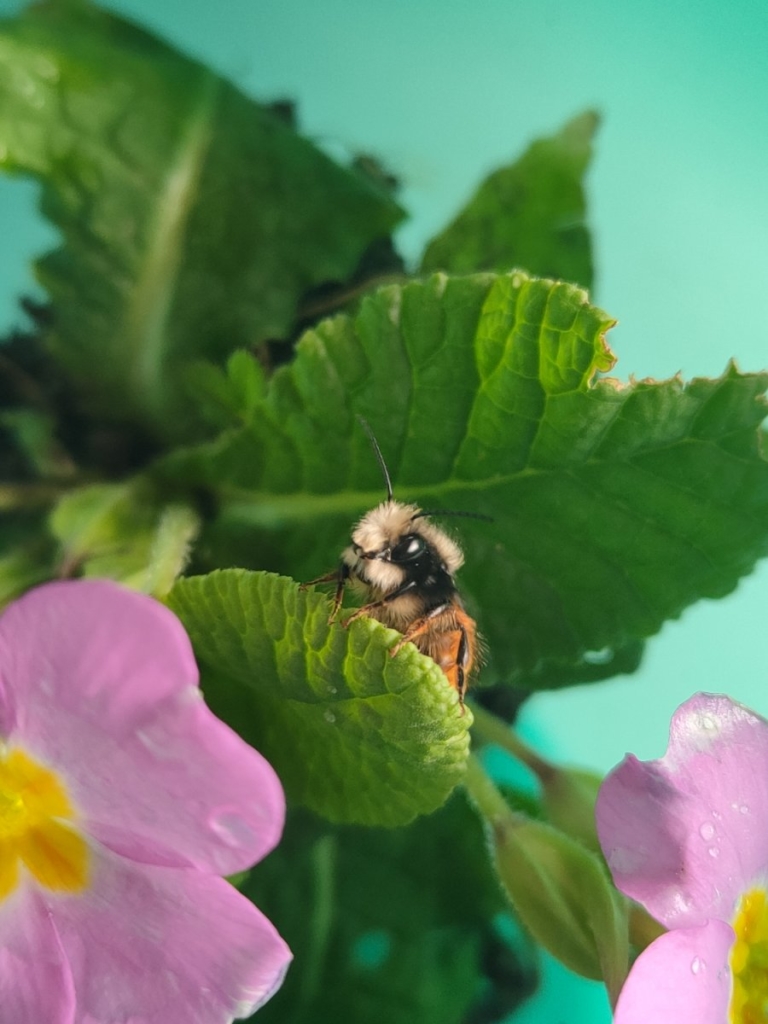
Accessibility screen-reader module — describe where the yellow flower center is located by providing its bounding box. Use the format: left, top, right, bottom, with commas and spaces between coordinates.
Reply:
0, 747, 89, 900
730, 888, 768, 1023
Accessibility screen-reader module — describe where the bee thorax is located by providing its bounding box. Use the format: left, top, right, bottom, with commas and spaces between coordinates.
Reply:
366, 592, 424, 629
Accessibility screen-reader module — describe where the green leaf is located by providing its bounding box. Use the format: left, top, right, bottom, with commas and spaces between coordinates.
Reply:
243, 798, 537, 1024
180, 350, 267, 431
0, 1, 402, 438
166, 570, 471, 826
49, 480, 198, 592
420, 111, 598, 287
160, 271, 768, 688
0, 512, 54, 607
0, 409, 76, 480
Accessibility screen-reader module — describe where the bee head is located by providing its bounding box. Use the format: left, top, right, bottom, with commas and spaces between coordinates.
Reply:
344, 419, 470, 590
346, 499, 464, 583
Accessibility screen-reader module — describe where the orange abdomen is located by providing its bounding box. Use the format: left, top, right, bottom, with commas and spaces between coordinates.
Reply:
416, 607, 479, 702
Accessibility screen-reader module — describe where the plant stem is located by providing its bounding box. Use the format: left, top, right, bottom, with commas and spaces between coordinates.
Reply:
469, 701, 556, 784
463, 751, 518, 826
0, 483, 69, 510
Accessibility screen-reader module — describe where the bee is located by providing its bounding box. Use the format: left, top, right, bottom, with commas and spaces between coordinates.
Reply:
305, 419, 487, 708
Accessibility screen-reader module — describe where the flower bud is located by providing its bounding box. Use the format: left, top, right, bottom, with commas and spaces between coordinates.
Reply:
541, 765, 603, 854
492, 814, 629, 1001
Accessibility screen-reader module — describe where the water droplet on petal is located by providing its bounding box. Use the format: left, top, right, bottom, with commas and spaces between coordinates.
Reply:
672, 890, 694, 914
740, 805, 750, 815
608, 845, 647, 874
209, 808, 256, 851
136, 728, 173, 760
691, 956, 705, 975
708, 846, 720, 859
711, 810, 722, 821
699, 822, 716, 841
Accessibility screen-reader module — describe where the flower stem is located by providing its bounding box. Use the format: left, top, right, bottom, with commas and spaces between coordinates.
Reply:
469, 701, 556, 784
463, 752, 521, 827
145, 503, 200, 597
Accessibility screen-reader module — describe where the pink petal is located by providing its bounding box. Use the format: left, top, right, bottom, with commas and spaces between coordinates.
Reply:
596, 692, 768, 927
0, 885, 75, 1024
0, 580, 284, 875
613, 920, 733, 1024
47, 843, 291, 1024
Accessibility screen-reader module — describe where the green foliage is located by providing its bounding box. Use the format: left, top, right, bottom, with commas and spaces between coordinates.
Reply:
421, 111, 598, 287
167, 570, 471, 826
2, 3, 768, 1020
0, 512, 54, 604
0, 0, 402, 440
463, 757, 628, 1000
163, 272, 768, 688
243, 796, 537, 1024
49, 480, 198, 592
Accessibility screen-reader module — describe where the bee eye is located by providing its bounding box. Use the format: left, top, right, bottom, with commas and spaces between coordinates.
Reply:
391, 534, 426, 562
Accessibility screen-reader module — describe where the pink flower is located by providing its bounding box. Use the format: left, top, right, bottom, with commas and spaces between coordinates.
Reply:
596, 692, 768, 1023
0, 579, 291, 1023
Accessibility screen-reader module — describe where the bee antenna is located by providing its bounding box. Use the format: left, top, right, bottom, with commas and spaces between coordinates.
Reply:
356, 415, 394, 501
414, 509, 494, 523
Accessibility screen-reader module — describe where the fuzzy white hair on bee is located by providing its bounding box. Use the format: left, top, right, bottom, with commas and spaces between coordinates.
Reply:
349, 500, 464, 577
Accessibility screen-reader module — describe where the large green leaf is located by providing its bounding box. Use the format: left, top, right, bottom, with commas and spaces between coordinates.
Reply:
0, 1, 402, 438
160, 271, 768, 688
243, 798, 537, 1024
167, 570, 471, 826
420, 112, 597, 287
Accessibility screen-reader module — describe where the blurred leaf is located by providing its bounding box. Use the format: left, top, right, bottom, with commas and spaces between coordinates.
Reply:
420, 112, 597, 287
0, 512, 54, 607
0, 408, 75, 480
181, 350, 266, 431
244, 796, 537, 1024
50, 480, 197, 591
0, 0, 403, 438
167, 570, 471, 826
160, 271, 768, 688
520, 638, 645, 690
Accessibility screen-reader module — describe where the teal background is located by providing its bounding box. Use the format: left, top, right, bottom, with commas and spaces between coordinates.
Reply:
2, 1, 768, 1019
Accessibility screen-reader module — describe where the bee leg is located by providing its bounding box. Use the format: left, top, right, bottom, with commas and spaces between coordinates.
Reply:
301, 563, 349, 624
391, 609, 469, 713
342, 578, 417, 628
455, 623, 469, 713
